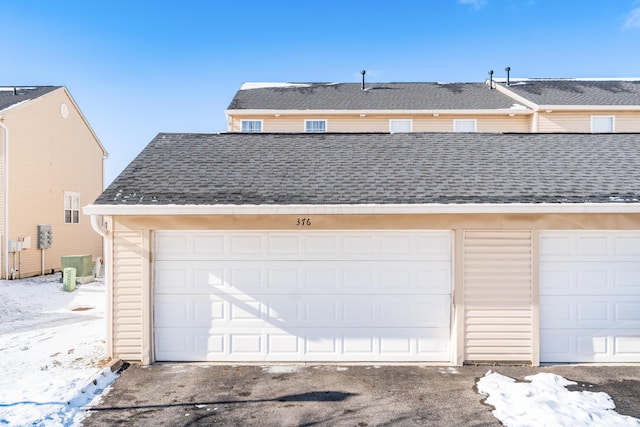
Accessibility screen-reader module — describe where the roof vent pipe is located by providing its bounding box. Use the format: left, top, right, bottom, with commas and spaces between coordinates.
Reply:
488, 70, 494, 89
12, 87, 16, 96
361, 70, 366, 91
505, 66, 511, 86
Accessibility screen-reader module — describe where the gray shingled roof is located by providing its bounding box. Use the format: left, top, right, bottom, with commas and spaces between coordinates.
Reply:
95, 132, 640, 206
498, 79, 640, 106
227, 83, 525, 111
0, 86, 61, 112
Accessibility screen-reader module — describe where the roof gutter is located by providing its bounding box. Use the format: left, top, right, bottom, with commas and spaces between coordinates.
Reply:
225, 108, 533, 116
83, 202, 640, 216
0, 117, 9, 280
89, 213, 108, 238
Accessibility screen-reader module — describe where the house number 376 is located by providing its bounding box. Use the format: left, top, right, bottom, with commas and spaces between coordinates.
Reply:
296, 218, 311, 226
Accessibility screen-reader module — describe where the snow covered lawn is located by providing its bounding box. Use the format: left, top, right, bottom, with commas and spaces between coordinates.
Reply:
0, 274, 117, 426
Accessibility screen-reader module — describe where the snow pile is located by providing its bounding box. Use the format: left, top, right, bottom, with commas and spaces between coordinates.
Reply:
0, 274, 118, 426
240, 82, 312, 90
478, 371, 640, 427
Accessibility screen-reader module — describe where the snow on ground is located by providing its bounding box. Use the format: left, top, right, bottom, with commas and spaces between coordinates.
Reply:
477, 371, 640, 427
0, 273, 117, 426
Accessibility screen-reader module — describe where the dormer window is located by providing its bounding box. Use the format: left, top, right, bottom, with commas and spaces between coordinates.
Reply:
241, 120, 262, 132
389, 119, 412, 133
305, 120, 327, 133
591, 116, 614, 133
454, 119, 477, 132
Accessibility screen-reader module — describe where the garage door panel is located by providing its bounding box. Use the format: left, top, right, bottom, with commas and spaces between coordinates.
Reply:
540, 231, 640, 363
156, 260, 451, 295
540, 295, 640, 329
541, 330, 640, 363
540, 262, 640, 295
154, 230, 452, 362
156, 231, 452, 261
155, 328, 225, 362
155, 294, 225, 327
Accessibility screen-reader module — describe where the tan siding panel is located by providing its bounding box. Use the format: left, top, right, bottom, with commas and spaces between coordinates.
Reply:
230, 113, 531, 133
112, 230, 144, 361
538, 111, 640, 133
463, 230, 533, 362
615, 112, 640, 132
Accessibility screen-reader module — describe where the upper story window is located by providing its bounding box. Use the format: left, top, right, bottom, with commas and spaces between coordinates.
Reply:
241, 120, 262, 132
591, 116, 614, 133
64, 191, 80, 224
389, 119, 412, 133
453, 119, 477, 132
305, 120, 327, 133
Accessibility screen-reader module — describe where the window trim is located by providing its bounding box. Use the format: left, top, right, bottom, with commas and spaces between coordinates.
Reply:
304, 119, 327, 133
453, 119, 477, 132
389, 119, 413, 133
64, 191, 80, 224
591, 115, 615, 133
241, 119, 263, 133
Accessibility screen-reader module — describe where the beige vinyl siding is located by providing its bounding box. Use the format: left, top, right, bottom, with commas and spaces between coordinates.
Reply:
609, 111, 640, 132
463, 230, 534, 363
537, 111, 640, 133
229, 113, 530, 133
3, 88, 104, 277
112, 230, 145, 360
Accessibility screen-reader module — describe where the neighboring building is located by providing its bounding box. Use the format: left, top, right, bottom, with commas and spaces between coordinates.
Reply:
226, 78, 640, 134
493, 78, 640, 132
85, 132, 640, 366
0, 86, 107, 279
226, 82, 532, 133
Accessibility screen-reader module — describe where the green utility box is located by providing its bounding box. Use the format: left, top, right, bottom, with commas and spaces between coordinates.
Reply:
61, 254, 94, 284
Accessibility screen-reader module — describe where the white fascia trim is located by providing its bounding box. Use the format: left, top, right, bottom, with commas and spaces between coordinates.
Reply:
83, 203, 640, 216
537, 105, 640, 111
226, 108, 532, 116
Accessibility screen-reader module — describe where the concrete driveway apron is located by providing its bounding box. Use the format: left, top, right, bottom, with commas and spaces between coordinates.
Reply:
82, 364, 640, 426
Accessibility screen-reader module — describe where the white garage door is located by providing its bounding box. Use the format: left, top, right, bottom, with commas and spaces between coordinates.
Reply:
153, 230, 452, 362
540, 231, 640, 363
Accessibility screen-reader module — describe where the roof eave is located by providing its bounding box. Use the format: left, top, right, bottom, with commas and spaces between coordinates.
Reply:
536, 105, 640, 111
84, 202, 640, 216
225, 108, 532, 116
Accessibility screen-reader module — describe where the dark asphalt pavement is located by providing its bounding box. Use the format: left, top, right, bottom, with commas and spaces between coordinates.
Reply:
81, 364, 640, 426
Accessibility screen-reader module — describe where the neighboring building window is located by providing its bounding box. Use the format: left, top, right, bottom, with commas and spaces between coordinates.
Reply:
389, 119, 412, 133
241, 120, 262, 132
453, 119, 477, 132
64, 192, 80, 224
591, 116, 614, 133
305, 120, 327, 133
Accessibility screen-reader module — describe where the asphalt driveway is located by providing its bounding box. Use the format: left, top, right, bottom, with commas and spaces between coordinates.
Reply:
82, 364, 640, 426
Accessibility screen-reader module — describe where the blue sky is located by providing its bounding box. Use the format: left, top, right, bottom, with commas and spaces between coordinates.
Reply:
2, 0, 640, 184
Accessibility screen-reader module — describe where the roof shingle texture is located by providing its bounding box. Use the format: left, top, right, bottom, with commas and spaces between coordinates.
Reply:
95, 132, 640, 206
499, 80, 640, 105
227, 83, 522, 110
0, 86, 61, 112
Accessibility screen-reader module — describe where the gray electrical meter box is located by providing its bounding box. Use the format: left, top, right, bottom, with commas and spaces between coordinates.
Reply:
37, 224, 52, 249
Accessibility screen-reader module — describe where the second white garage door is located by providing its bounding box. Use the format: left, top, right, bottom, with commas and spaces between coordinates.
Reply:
540, 231, 640, 363
153, 230, 452, 362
